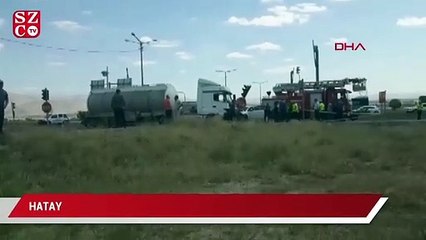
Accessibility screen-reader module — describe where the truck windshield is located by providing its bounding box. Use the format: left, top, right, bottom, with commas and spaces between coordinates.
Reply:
225, 93, 233, 103
213, 92, 233, 102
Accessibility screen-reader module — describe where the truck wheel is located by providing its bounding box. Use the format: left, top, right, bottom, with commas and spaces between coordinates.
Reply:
83, 118, 98, 128
107, 118, 115, 128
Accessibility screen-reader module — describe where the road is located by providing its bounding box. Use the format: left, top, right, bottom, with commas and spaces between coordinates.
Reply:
24, 116, 426, 130
341, 119, 426, 124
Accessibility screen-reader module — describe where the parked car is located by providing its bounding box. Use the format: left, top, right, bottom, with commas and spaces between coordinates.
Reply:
246, 105, 265, 120
352, 105, 381, 114
48, 114, 70, 125
405, 106, 416, 113
405, 103, 426, 113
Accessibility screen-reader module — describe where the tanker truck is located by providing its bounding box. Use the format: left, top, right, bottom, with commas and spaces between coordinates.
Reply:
82, 80, 179, 127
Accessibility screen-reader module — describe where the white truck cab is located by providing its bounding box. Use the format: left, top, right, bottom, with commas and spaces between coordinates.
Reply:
197, 79, 233, 117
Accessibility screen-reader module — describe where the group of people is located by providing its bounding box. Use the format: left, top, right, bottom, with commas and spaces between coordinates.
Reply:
262, 98, 346, 123
225, 96, 246, 121
111, 89, 182, 128
313, 99, 345, 121
263, 100, 302, 123
163, 94, 182, 120
313, 99, 326, 120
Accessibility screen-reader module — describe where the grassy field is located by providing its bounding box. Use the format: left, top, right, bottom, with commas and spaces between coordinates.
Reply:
0, 119, 425, 240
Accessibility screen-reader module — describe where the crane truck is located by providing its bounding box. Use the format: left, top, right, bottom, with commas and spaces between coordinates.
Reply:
262, 40, 368, 121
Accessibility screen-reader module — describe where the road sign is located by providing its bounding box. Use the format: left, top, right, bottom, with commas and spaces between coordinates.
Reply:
42, 101, 52, 113
379, 91, 386, 104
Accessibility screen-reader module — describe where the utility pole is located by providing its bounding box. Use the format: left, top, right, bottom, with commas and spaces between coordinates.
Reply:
216, 69, 237, 87
296, 66, 301, 82
253, 81, 268, 105
106, 67, 109, 87
139, 40, 144, 85
125, 33, 157, 86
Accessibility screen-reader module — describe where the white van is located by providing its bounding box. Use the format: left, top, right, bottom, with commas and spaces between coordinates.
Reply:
48, 114, 70, 125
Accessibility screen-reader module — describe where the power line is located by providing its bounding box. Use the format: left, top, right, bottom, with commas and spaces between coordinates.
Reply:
0, 37, 138, 54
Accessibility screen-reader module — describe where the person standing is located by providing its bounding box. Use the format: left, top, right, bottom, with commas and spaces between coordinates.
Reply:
285, 100, 291, 122
291, 102, 300, 120
111, 89, 126, 128
319, 101, 325, 112
336, 99, 344, 120
313, 99, 320, 121
174, 95, 182, 120
327, 102, 334, 120
229, 98, 236, 121
0, 80, 9, 134
319, 101, 325, 121
279, 100, 287, 122
416, 102, 423, 120
163, 95, 173, 122
297, 103, 302, 120
273, 101, 279, 122
264, 103, 271, 122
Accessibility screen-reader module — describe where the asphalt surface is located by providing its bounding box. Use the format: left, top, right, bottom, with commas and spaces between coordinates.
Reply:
342, 119, 426, 124
14, 116, 426, 129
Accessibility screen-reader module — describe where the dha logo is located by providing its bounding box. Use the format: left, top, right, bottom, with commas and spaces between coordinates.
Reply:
335, 42, 366, 51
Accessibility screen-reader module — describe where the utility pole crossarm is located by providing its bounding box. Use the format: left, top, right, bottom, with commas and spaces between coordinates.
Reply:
216, 69, 237, 87
124, 39, 138, 44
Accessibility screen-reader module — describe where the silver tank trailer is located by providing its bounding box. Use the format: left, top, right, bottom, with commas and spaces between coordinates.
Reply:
87, 84, 178, 121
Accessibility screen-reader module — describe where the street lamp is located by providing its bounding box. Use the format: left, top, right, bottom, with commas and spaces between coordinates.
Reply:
253, 81, 268, 105
216, 69, 237, 87
125, 32, 157, 86
296, 66, 301, 81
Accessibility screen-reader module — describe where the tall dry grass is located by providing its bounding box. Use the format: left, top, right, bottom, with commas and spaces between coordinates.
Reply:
0, 120, 425, 239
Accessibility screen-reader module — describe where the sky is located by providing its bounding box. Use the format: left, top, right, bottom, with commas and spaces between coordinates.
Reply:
0, 0, 425, 103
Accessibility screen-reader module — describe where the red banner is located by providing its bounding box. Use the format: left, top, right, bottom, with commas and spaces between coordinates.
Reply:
9, 194, 383, 218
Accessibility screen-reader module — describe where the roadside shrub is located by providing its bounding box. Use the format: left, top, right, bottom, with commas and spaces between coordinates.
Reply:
389, 99, 402, 111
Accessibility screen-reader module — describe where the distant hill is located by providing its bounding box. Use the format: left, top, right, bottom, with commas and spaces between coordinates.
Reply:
4, 93, 87, 119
